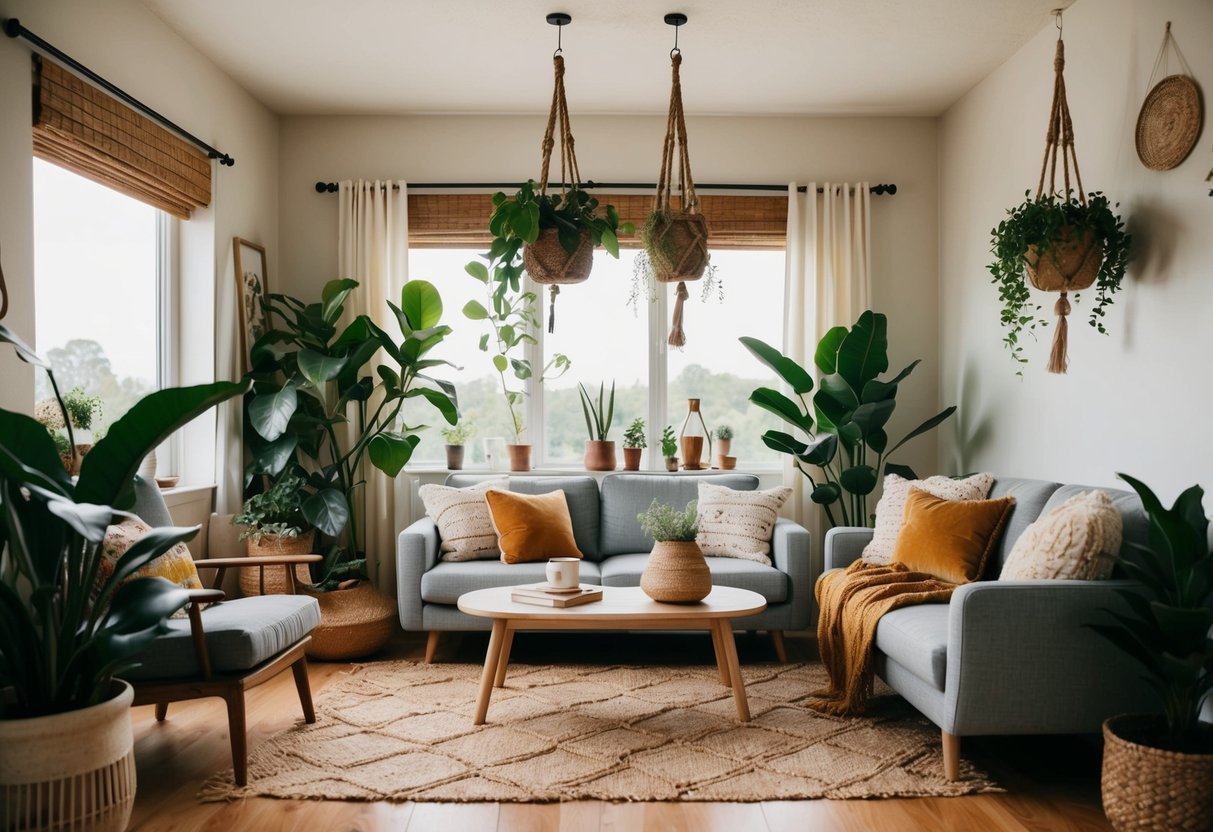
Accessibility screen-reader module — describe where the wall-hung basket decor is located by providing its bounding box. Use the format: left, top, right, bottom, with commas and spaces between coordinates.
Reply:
1136, 22, 1203, 172
988, 11, 1131, 375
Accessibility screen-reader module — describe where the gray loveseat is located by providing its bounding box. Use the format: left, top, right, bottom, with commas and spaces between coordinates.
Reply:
397, 473, 812, 659
823, 476, 1158, 780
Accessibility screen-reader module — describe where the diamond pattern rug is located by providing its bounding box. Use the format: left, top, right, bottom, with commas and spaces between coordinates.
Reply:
199, 661, 999, 802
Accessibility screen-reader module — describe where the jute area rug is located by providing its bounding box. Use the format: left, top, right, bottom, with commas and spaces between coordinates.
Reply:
200, 661, 998, 803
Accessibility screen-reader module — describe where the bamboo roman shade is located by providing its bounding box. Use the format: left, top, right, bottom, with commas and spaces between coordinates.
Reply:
407, 193, 787, 249
31, 56, 211, 219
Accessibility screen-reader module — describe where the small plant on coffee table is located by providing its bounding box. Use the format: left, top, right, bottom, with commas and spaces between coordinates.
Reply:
637, 498, 699, 542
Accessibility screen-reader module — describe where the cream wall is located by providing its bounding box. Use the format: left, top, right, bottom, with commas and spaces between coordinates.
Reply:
0, 0, 279, 503
278, 114, 946, 479
938, 0, 1213, 498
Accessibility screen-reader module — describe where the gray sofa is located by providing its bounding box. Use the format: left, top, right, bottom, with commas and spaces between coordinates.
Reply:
397, 473, 813, 658
823, 476, 1158, 780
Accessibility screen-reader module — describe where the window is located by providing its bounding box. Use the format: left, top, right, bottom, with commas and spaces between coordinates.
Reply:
406, 246, 785, 470
33, 159, 172, 437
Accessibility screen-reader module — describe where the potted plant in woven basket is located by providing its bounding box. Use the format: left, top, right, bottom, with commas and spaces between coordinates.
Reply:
989, 33, 1132, 374
233, 470, 313, 596
622, 417, 646, 471
637, 498, 710, 603
661, 425, 679, 472
0, 323, 247, 831
1090, 474, 1213, 832
578, 380, 616, 471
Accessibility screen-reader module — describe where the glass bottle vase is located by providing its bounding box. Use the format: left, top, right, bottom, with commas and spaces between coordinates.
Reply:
679, 398, 712, 470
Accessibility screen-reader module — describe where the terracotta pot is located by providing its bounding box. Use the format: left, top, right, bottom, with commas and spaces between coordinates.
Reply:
506, 443, 532, 472
718, 455, 737, 470
523, 228, 593, 285
622, 447, 643, 471
641, 540, 712, 603
445, 444, 465, 470
1024, 225, 1103, 292
665, 457, 680, 472
584, 440, 617, 472
0, 680, 136, 832
241, 531, 315, 597
1101, 714, 1213, 832
715, 438, 732, 458
305, 581, 397, 661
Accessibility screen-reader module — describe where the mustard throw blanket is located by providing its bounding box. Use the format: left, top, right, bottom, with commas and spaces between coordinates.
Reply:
808, 560, 956, 716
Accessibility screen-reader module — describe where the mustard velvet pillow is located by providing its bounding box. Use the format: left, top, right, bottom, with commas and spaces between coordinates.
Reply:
891, 489, 1016, 584
485, 489, 583, 564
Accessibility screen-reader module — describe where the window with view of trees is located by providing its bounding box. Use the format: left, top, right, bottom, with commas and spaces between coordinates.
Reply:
406, 246, 785, 469
33, 159, 168, 437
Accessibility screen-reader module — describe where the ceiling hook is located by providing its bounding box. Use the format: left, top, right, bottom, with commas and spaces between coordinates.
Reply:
665, 12, 687, 58
547, 12, 571, 58
1052, 8, 1064, 38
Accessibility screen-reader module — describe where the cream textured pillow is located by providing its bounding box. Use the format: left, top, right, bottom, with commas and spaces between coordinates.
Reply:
419, 478, 507, 562
696, 482, 792, 565
999, 490, 1122, 580
862, 472, 995, 565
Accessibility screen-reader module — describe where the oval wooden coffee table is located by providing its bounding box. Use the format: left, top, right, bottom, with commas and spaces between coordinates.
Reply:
457, 585, 767, 725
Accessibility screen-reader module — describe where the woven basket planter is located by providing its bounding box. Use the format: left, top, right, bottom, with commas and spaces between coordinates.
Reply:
0, 681, 136, 832
523, 228, 593, 285
240, 531, 315, 597
643, 211, 709, 284
305, 581, 397, 661
1024, 225, 1103, 292
641, 540, 711, 603
1102, 714, 1213, 831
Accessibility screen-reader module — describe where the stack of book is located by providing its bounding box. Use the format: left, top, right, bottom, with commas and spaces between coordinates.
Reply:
510, 583, 604, 608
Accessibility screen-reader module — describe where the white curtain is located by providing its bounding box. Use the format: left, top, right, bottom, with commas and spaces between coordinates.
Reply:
783, 182, 872, 533
337, 179, 409, 594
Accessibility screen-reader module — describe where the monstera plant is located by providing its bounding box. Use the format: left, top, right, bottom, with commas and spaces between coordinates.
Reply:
741, 311, 956, 527
245, 279, 458, 588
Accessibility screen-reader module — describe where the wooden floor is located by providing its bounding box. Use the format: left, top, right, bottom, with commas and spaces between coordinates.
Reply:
128, 631, 1113, 832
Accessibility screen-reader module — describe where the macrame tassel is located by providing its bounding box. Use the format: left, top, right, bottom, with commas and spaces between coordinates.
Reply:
668, 281, 690, 348
1047, 292, 1071, 374
547, 285, 559, 334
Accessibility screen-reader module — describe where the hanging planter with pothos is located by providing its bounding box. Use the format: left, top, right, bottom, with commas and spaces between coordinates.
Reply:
988, 17, 1131, 374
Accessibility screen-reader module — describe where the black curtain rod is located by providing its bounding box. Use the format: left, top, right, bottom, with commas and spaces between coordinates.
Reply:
3, 17, 235, 166
314, 181, 897, 195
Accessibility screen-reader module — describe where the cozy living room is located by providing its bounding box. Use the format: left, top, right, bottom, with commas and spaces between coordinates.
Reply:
1, 1, 1211, 830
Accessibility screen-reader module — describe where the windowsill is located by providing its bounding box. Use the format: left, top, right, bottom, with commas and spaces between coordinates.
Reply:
159, 483, 216, 508
403, 467, 783, 477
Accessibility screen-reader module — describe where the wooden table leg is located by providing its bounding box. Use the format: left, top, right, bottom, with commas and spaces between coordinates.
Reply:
494, 627, 515, 688
716, 620, 750, 722
474, 619, 506, 725
710, 622, 730, 686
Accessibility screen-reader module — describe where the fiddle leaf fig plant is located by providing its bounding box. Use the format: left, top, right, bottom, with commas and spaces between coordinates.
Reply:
245, 279, 458, 589
989, 191, 1131, 368
741, 310, 956, 528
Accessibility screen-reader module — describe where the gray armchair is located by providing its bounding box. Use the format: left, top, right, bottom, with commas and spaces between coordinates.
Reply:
822, 477, 1156, 780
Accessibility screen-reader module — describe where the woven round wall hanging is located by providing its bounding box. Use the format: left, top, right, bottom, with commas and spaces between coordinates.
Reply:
1135, 22, 1203, 171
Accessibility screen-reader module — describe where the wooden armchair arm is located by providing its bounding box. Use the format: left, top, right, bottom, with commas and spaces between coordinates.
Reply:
185, 588, 226, 605
182, 591, 223, 680
195, 555, 323, 595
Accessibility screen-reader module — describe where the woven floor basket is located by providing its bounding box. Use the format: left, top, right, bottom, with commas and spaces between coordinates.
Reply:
1024, 226, 1103, 292
1102, 715, 1213, 832
640, 540, 711, 603
644, 212, 710, 283
305, 582, 397, 661
523, 228, 593, 285
1135, 74, 1203, 171
240, 532, 314, 596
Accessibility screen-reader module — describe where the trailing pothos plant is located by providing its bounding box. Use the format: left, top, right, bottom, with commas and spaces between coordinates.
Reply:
989, 191, 1131, 367
741, 311, 956, 528
0, 323, 248, 718
245, 279, 458, 589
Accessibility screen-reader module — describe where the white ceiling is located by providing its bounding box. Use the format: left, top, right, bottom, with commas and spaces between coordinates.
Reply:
142, 0, 1064, 117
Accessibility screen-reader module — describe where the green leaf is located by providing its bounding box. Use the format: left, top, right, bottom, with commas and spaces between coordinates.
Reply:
868, 429, 888, 454
739, 337, 814, 394
748, 387, 812, 433
815, 373, 859, 427
600, 227, 619, 258
0, 321, 48, 367
814, 325, 848, 374
801, 433, 838, 466
839, 465, 878, 496
248, 382, 298, 443
492, 355, 508, 373
252, 435, 299, 476
404, 386, 458, 426
297, 349, 347, 387
465, 261, 489, 282
0, 410, 73, 492
368, 432, 421, 477
463, 300, 489, 321
320, 279, 359, 325
850, 400, 896, 437
302, 488, 349, 538
760, 430, 808, 457
885, 406, 957, 457
861, 360, 920, 403
401, 280, 443, 330
811, 482, 842, 505
883, 462, 918, 480
836, 310, 889, 390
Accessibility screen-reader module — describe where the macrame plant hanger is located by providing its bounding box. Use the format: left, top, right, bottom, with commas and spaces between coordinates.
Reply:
649, 13, 709, 348
1033, 11, 1095, 374
524, 12, 592, 334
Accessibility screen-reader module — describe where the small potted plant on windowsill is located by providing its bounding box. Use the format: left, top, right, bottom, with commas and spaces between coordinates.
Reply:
441, 420, 475, 470
622, 416, 646, 471
233, 470, 314, 596
579, 380, 616, 472
661, 425, 679, 472
36, 387, 102, 475
714, 424, 734, 468
636, 498, 709, 603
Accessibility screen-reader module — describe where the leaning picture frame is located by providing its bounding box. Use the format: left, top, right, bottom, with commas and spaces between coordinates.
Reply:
232, 237, 268, 374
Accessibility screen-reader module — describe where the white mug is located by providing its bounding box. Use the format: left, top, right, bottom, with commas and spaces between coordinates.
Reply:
545, 557, 580, 589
